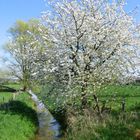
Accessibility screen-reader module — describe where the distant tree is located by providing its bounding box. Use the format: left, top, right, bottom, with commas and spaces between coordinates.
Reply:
41, 0, 140, 112
0, 69, 12, 84
5, 19, 48, 90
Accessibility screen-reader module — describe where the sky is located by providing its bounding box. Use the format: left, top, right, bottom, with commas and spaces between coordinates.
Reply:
0, 0, 46, 68
0, 0, 140, 69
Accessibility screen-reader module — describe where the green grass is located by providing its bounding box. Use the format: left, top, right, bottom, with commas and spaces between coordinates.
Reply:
95, 84, 140, 111
66, 111, 140, 140
65, 102, 140, 140
4, 82, 22, 90
0, 92, 13, 103
97, 84, 140, 97
0, 85, 38, 140
40, 84, 140, 140
64, 84, 140, 140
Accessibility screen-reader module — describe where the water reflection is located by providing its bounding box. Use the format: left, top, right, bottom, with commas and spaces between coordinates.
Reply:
29, 90, 61, 140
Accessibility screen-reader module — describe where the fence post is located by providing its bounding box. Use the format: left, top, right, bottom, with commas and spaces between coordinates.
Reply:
121, 97, 125, 112
3, 97, 4, 103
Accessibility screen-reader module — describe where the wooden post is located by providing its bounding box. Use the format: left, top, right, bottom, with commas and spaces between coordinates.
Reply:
3, 97, 4, 103
121, 97, 125, 112
12, 93, 16, 100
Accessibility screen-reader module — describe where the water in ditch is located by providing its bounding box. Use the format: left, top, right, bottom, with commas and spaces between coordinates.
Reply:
29, 90, 62, 140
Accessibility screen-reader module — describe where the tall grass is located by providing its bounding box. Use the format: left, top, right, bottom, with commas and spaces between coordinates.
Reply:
65, 108, 140, 140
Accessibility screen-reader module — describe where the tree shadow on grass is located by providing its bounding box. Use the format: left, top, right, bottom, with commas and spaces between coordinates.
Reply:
0, 85, 17, 92
129, 103, 140, 112
0, 100, 38, 126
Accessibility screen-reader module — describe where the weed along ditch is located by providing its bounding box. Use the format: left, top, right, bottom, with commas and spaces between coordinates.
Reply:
28, 90, 62, 140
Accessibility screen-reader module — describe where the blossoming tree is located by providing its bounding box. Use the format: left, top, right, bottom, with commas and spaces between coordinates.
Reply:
5, 20, 48, 90
41, 0, 140, 112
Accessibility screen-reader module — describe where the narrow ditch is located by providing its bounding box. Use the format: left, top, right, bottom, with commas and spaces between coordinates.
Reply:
28, 90, 62, 140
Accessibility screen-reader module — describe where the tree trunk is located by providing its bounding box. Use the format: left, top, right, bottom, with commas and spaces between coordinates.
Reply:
81, 80, 88, 108
23, 85, 27, 91
93, 94, 101, 116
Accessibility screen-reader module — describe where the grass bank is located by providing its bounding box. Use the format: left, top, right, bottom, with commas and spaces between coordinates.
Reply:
0, 84, 38, 140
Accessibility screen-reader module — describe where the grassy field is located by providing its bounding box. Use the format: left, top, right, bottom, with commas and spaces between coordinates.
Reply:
98, 84, 140, 96
40, 84, 140, 140
0, 84, 38, 140
97, 85, 140, 111
65, 84, 140, 140
3, 83, 139, 140
4, 82, 22, 90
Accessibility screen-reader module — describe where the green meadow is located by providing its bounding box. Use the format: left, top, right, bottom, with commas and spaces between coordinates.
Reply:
41, 84, 140, 140
0, 84, 38, 140
65, 84, 140, 140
